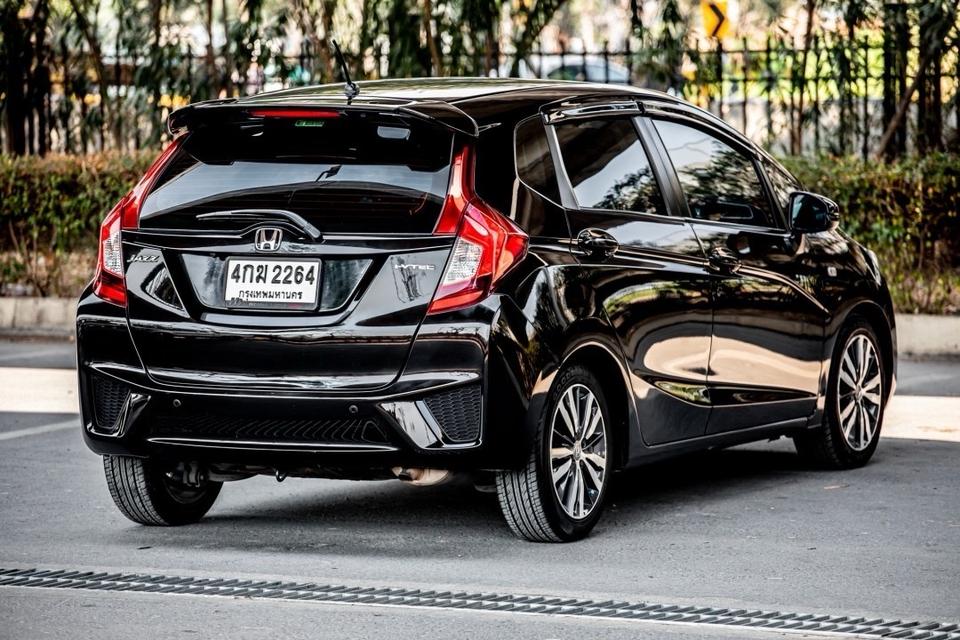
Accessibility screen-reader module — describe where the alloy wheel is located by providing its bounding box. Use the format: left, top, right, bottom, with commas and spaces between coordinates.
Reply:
550, 383, 608, 519
836, 333, 882, 452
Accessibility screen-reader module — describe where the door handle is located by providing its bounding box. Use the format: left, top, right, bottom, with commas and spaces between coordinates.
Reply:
708, 247, 742, 273
577, 228, 619, 258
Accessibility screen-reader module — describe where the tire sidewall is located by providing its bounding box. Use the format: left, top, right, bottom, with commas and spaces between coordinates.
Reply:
536, 365, 612, 540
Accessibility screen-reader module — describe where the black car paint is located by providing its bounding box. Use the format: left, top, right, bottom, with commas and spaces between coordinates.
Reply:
77, 78, 897, 477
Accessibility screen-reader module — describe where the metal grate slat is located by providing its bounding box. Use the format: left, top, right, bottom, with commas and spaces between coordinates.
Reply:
0, 566, 956, 639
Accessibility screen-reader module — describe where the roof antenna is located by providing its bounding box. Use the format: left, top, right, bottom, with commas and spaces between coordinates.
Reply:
332, 39, 359, 102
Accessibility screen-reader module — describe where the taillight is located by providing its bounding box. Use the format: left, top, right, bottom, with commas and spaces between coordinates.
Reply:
92, 139, 181, 306
428, 146, 528, 315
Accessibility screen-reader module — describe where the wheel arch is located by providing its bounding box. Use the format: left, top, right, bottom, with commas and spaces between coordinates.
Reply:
836, 300, 896, 401
559, 340, 634, 471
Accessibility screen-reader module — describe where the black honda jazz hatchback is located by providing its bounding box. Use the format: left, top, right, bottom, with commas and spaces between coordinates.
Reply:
77, 78, 897, 542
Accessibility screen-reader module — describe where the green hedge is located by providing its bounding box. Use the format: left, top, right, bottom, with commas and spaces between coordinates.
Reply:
783, 153, 960, 314
0, 153, 153, 295
1, 151, 958, 312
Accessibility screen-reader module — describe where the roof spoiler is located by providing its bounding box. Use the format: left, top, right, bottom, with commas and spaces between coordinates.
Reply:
167, 98, 480, 137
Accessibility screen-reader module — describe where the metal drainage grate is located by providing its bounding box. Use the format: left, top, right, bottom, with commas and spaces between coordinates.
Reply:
1, 567, 958, 639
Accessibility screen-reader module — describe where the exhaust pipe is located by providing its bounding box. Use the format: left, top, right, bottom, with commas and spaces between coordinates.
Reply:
392, 467, 452, 487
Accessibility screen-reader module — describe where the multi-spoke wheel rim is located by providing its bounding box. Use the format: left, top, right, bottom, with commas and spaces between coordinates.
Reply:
550, 383, 607, 520
837, 333, 882, 452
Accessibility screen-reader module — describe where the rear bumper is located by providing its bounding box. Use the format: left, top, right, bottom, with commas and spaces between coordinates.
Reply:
76, 288, 542, 472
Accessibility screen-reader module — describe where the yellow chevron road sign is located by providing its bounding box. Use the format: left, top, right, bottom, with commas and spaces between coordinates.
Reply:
701, 0, 730, 39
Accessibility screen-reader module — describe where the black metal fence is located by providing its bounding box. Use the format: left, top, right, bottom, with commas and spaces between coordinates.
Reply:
7, 35, 959, 159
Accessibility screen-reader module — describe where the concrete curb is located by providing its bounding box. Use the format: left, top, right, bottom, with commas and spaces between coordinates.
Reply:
0, 298, 76, 339
0, 297, 957, 356
894, 313, 960, 357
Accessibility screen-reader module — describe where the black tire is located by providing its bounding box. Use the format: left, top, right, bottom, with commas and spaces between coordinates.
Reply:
496, 364, 613, 542
794, 318, 887, 469
103, 456, 222, 525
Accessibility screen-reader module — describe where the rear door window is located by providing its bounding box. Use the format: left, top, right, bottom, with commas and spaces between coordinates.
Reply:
140, 117, 454, 234
652, 119, 777, 228
555, 118, 666, 216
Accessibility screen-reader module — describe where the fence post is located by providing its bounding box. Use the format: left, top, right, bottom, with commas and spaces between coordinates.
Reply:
560, 41, 566, 80
765, 37, 773, 149
741, 37, 749, 136
862, 36, 869, 160
813, 34, 820, 155
716, 40, 724, 120
186, 44, 194, 98
603, 41, 609, 84
625, 37, 632, 84
299, 43, 307, 85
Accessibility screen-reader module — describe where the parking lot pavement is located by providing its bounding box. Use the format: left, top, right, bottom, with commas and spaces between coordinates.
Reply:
1, 340, 958, 638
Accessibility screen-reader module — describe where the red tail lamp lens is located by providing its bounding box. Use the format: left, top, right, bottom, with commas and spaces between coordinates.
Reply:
92, 139, 181, 306
428, 145, 528, 314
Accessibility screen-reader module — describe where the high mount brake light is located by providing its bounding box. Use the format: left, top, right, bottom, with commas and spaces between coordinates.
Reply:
428, 146, 528, 315
248, 108, 341, 119
93, 139, 182, 307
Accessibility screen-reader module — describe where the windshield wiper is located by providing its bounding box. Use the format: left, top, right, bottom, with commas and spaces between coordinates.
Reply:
196, 209, 322, 240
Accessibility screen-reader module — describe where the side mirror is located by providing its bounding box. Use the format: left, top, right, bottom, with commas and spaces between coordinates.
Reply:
790, 191, 839, 234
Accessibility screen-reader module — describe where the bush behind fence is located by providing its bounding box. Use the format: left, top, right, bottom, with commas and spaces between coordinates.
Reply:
1, 152, 957, 313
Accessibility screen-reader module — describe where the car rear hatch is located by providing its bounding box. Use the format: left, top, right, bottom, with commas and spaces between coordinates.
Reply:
123, 108, 461, 393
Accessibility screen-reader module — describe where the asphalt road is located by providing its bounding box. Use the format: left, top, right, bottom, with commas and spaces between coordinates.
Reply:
1, 339, 959, 639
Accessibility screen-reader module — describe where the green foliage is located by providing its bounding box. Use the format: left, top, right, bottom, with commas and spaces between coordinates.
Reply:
1, 151, 958, 313
783, 153, 960, 314
0, 152, 153, 295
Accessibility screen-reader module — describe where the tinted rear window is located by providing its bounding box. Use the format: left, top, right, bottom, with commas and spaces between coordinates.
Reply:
555, 118, 666, 216
141, 117, 453, 234
515, 117, 560, 203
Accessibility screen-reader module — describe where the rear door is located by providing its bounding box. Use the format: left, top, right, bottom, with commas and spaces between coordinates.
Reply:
643, 115, 825, 433
123, 114, 456, 392
549, 113, 714, 444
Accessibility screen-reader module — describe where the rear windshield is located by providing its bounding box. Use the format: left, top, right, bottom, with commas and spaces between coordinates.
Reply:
140, 116, 454, 234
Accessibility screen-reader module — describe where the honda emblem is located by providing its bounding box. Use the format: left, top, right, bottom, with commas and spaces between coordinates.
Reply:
255, 227, 283, 252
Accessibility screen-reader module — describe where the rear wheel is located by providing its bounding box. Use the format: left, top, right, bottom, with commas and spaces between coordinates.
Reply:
794, 319, 886, 469
103, 456, 222, 525
496, 365, 612, 542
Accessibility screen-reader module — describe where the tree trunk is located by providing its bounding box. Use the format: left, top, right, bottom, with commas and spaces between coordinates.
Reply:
791, 0, 817, 155
2, 4, 28, 155
881, 3, 909, 159
114, 0, 125, 148
221, 0, 233, 94
205, 0, 216, 97
421, 0, 443, 75
67, 0, 111, 147
149, 0, 163, 141
876, 6, 959, 158
317, 0, 336, 84
510, 0, 569, 78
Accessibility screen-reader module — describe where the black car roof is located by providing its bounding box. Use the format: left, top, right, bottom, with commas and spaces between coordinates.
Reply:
168, 77, 755, 154
232, 77, 666, 105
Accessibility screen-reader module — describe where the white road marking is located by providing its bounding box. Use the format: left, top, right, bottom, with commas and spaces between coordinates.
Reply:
883, 395, 960, 442
0, 346, 72, 364
0, 419, 77, 441
0, 367, 77, 413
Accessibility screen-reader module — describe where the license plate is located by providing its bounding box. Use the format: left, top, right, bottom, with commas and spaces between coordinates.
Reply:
224, 258, 320, 309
